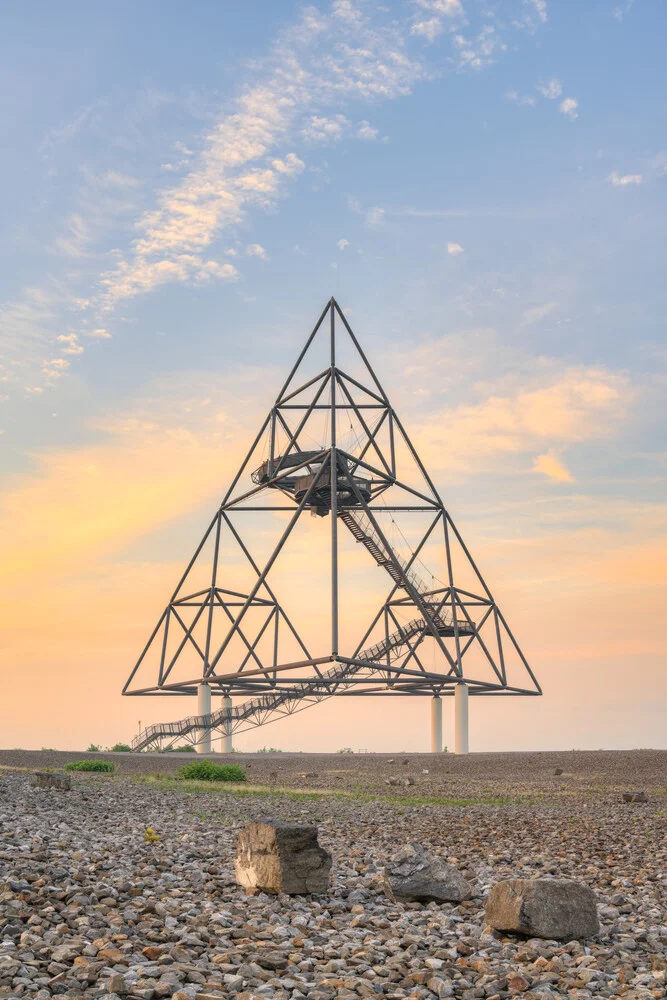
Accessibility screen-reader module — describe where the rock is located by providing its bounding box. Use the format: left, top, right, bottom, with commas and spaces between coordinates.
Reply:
383, 843, 472, 903
403, 777, 415, 787
485, 878, 600, 941
554, 768, 563, 776
107, 974, 126, 993
622, 791, 648, 803
384, 777, 398, 786
30, 771, 72, 791
234, 820, 332, 894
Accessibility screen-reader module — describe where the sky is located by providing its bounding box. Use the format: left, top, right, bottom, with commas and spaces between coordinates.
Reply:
1, 0, 666, 753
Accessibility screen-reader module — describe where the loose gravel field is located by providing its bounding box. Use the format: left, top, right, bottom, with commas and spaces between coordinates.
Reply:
0, 750, 665, 1000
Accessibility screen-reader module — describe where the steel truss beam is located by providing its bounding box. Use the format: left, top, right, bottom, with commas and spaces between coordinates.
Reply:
126, 298, 541, 749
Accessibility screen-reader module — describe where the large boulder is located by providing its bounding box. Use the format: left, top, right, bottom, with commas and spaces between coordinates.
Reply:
234, 820, 332, 895
30, 772, 71, 791
383, 843, 472, 903
486, 878, 599, 940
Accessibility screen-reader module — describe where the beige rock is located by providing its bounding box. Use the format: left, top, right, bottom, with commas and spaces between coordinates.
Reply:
234, 820, 332, 895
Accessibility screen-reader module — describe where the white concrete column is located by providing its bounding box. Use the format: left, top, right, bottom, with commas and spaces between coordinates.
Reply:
221, 695, 233, 754
455, 682, 469, 755
430, 695, 442, 753
197, 682, 212, 754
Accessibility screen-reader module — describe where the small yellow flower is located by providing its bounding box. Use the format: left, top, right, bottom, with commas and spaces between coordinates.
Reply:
144, 827, 160, 844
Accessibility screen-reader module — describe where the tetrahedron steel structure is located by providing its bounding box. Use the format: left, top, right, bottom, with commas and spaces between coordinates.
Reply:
127, 298, 541, 750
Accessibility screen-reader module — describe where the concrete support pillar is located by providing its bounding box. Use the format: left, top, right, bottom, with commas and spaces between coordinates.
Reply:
221, 695, 233, 754
430, 695, 442, 753
455, 682, 469, 755
197, 682, 212, 754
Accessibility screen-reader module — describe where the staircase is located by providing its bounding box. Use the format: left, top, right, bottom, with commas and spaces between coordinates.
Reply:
132, 509, 473, 751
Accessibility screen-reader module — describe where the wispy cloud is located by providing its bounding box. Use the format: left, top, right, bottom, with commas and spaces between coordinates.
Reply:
505, 90, 536, 107
533, 452, 573, 483
537, 77, 562, 99
447, 242, 464, 255
1, 0, 556, 395
414, 367, 628, 475
337, 238, 350, 250
365, 206, 385, 226
246, 243, 268, 260
521, 301, 558, 326
609, 171, 642, 187
559, 97, 579, 120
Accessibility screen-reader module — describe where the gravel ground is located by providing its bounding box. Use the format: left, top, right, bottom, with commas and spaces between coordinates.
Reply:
0, 753, 666, 1000
1, 749, 666, 801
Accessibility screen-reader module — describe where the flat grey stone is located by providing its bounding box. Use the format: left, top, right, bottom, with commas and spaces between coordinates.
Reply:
383, 843, 472, 904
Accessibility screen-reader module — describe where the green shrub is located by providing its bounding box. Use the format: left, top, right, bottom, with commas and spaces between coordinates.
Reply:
66, 760, 115, 773
172, 744, 196, 752
86, 744, 101, 752
110, 743, 132, 752
177, 760, 246, 782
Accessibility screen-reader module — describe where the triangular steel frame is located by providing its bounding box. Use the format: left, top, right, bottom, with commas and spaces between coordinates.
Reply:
126, 298, 541, 750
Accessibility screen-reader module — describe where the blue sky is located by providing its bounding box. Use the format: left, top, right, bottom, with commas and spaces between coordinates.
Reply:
1, 0, 666, 751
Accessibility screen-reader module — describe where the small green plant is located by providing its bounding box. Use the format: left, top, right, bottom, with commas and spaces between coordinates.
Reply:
144, 827, 160, 844
86, 744, 102, 752
66, 760, 115, 773
110, 743, 132, 752
337, 747, 354, 754
257, 746, 283, 753
172, 744, 196, 752
177, 760, 246, 782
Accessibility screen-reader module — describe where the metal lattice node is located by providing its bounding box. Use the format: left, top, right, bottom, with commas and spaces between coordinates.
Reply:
125, 298, 541, 751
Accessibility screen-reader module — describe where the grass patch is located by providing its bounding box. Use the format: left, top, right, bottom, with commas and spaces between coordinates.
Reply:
66, 759, 115, 773
177, 760, 247, 782
130, 774, 524, 808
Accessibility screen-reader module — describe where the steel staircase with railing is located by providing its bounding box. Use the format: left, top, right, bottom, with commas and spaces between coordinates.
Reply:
132, 508, 474, 750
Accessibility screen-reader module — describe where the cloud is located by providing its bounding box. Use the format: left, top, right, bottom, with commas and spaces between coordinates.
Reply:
452, 27, 507, 70
523, 0, 548, 24
609, 171, 642, 187
57, 333, 84, 355
411, 18, 445, 42
559, 97, 579, 120
505, 90, 536, 108
4, 1, 559, 394
301, 114, 351, 143
337, 239, 350, 250
533, 452, 573, 483
413, 368, 628, 474
41, 357, 70, 383
54, 213, 92, 258
612, 1, 635, 22
356, 121, 379, 140
96, 5, 427, 311
447, 242, 464, 255
366, 207, 385, 226
521, 301, 558, 326
88, 328, 111, 339
537, 77, 562, 99
271, 154, 305, 175
246, 243, 268, 260
0, 377, 255, 586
